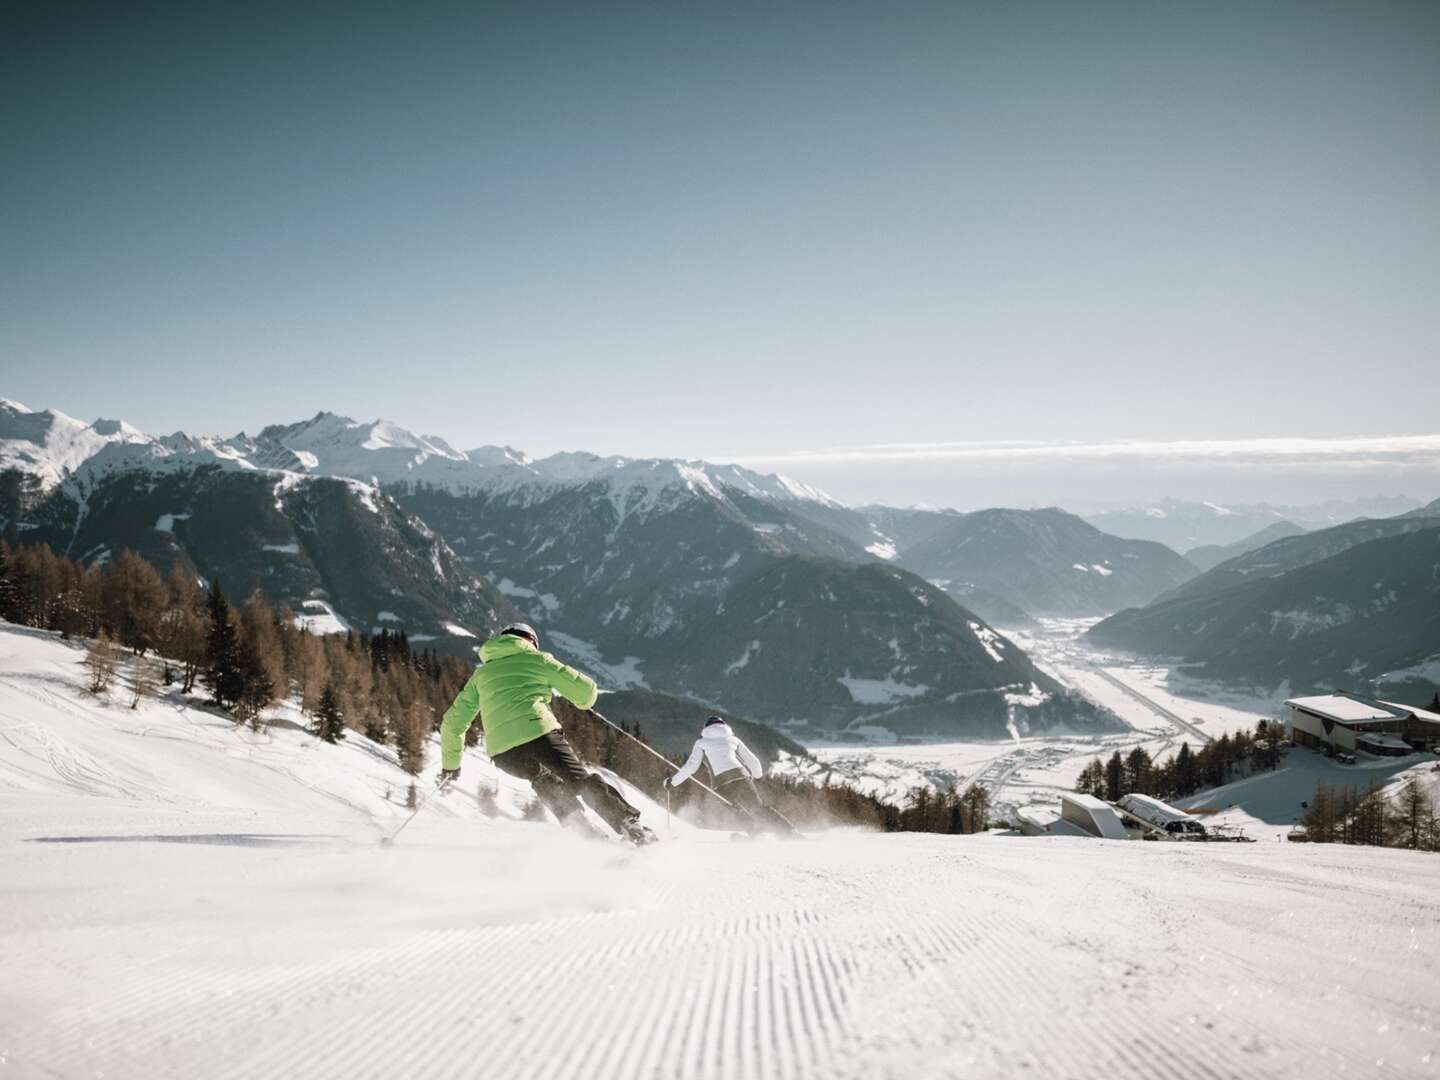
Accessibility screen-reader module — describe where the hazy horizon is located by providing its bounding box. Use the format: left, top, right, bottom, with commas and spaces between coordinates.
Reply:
4, 390, 1436, 513
5, 3, 1438, 509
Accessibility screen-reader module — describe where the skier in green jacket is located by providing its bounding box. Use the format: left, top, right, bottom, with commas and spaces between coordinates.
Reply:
440, 623, 656, 845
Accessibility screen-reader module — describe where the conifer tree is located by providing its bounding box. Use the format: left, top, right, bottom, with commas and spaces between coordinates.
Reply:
313, 683, 346, 743
204, 582, 244, 708
393, 700, 426, 775
1104, 751, 1124, 802
1173, 742, 1199, 796
1125, 746, 1153, 795
0, 541, 18, 623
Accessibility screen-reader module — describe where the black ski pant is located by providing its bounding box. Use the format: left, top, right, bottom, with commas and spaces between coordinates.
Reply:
492, 730, 640, 833
715, 768, 795, 835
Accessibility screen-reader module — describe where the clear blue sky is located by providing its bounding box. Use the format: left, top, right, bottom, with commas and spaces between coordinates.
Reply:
3, 2, 1438, 506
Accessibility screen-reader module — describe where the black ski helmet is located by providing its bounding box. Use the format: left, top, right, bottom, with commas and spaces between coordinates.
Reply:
703, 715, 726, 730
500, 622, 539, 646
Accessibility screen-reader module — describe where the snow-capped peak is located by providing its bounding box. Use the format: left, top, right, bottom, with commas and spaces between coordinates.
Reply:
0, 403, 157, 490
1, 399, 840, 516
464, 445, 531, 467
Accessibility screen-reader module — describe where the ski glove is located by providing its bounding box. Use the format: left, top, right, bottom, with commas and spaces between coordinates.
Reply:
438, 767, 461, 786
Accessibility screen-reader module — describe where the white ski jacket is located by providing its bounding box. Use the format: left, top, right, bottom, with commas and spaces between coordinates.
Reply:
671, 722, 763, 785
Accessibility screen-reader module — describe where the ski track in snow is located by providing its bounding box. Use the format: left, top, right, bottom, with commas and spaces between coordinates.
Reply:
2, 624, 1439, 1080
6, 828, 1438, 1080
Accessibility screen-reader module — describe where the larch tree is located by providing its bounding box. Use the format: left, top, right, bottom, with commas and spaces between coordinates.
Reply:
85, 631, 120, 695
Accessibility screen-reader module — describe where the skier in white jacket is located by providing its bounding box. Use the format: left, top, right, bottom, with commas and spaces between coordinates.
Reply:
669, 717, 795, 834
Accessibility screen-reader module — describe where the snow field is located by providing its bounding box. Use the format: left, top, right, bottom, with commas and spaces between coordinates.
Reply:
4, 623, 1440, 1079
5, 811, 1439, 1079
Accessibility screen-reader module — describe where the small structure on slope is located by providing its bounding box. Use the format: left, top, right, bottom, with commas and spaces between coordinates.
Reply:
1117, 793, 1207, 838
1057, 793, 1129, 839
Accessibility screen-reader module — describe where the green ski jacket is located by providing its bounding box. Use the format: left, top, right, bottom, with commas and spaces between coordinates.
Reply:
440, 634, 598, 768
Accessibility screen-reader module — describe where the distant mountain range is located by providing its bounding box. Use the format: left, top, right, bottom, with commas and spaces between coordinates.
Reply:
893, 507, 1196, 618
1088, 511, 1440, 693
1183, 521, 1308, 573
0, 399, 1123, 740
1083, 495, 1426, 552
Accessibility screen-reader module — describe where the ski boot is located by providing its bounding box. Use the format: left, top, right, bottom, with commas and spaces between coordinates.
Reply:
618, 818, 659, 846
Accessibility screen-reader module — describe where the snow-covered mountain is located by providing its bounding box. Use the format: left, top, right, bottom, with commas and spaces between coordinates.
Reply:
396, 477, 1110, 738
1089, 516, 1440, 692
1082, 498, 1297, 550
1, 399, 155, 489
895, 507, 1198, 618
1, 401, 518, 642
1182, 520, 1308, 573
0, 399, 1116, 737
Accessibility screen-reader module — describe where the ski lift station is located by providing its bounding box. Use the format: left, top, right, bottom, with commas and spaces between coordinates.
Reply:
1017, 793, 1129, 839
1285, 692, 1440, 757
1019, 792, 1220, 841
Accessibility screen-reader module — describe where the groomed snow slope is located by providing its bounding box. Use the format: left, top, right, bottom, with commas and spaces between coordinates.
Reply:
2, 626, 1438, 1080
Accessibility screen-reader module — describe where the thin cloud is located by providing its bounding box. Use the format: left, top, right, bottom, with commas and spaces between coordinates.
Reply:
730, 434, 1440, 469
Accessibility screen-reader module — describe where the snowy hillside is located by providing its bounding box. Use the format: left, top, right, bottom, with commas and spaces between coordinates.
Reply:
1090, 524, 1440, 691
896, 506, 1197, 617
3, 622, 1438, 1080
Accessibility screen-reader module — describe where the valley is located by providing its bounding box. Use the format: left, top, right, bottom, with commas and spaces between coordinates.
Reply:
776, 617, 1286, 824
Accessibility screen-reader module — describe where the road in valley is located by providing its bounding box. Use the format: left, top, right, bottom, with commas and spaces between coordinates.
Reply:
1081, 664, 1216, 745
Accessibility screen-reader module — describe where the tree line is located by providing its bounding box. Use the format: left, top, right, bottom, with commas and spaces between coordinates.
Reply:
3, 538, 993, 834
1300, 778, 1440, 851
1074, 721, 1285, 805
1, 540, 474, 775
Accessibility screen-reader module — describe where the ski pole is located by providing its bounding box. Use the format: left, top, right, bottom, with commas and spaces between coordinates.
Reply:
380, 774, 453, 847
589, 709, 735, 808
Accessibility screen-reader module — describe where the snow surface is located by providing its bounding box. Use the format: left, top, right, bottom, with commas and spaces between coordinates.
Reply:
835, 675, 929, 705
968, 620, 1006, 663
2, 624, 1439, 1080
1381, 653, 1440, 684
546, 631, 648, 690
152, 512, 190, 533
1176, 747, 1440, 840
496, 578, 561, 613
296, 600, 350, 636
724, 640, 761, 675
